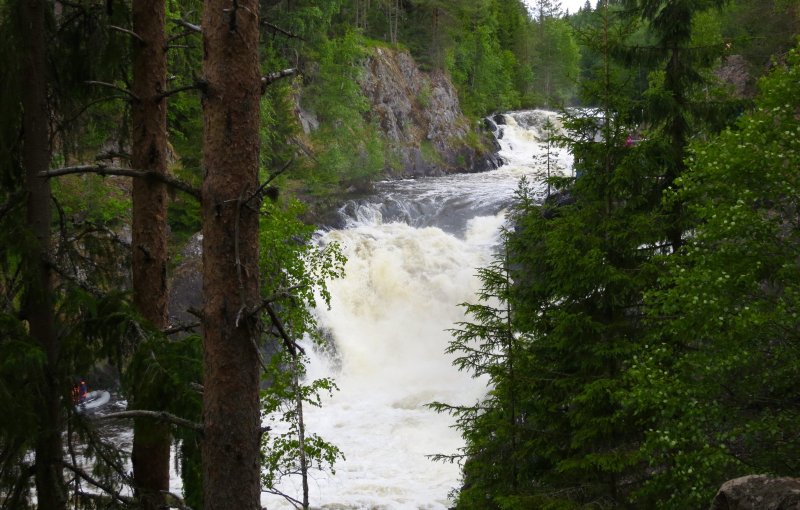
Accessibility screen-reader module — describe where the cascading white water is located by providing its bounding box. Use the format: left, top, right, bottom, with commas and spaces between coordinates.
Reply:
261, 110, 571, 509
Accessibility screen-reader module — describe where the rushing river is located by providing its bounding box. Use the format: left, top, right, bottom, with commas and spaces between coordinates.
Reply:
261, 110, 572, 509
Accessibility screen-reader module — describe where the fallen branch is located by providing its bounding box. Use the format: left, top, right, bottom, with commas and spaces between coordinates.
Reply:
85, 81, 139, 101
40, 165, 201, 201
261, 68, 297, 93
97, 410, 203, 433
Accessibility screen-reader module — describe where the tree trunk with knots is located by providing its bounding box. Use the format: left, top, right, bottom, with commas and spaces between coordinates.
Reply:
201, 0, 263, 508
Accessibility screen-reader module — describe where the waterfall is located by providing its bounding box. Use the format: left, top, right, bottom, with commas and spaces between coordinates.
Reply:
261, 110, 571, 509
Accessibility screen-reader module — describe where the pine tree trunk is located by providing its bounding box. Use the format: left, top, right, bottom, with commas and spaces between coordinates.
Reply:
22, 1, 66, 509
130, 1, 171, 508
201, 0, 263, 507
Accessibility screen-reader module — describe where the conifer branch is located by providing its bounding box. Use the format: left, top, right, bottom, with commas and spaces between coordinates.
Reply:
97, 410, 203, 433
61, 461, 132, 506
261, 20, 302, 40
108, 24, 144, 42
261, 68, 297, 93
85, 81, 139, 101
40, 165, 201, 201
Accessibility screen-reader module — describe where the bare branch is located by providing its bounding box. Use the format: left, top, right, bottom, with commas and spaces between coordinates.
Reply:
247, 284, 304, 320
261, 68, 297, 93
261, 20, 302, 40
40, 165, 201, 201
96, 410, 203, 433
261, 487, 304, 509
59, 95, 128, 129
85, 81, 139, 101
244, 158, 293, 206
163, 322, 201, 335
265, 302, 305, 357
169, 17, 201, 33
187, 307, 204, 322
108, 24, 143, 42
95, 150, 131, 161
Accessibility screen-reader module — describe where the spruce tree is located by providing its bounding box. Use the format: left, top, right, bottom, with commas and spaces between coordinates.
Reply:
200, 0, 263, 505
130, 0, 172, 507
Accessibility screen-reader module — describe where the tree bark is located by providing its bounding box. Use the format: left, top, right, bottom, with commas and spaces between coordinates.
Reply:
21, 1, 66, 509
201, 0, 263, 508
130, 1, 171, 508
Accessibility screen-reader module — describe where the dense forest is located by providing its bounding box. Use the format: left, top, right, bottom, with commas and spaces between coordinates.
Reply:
0, 0, 798, 508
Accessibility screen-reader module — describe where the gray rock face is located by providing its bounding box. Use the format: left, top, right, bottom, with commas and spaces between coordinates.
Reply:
710, 475, 800, 510
359, 47, 501, 178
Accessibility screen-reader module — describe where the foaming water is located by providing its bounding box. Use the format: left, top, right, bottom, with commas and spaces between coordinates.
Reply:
261, 110, 570, 509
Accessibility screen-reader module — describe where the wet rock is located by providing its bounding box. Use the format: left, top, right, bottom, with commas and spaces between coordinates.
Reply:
359, 47, 499, 178
710, 475, 800, 510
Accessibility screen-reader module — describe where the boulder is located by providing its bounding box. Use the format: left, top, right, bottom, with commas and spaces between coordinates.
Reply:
710, 475, 800, 510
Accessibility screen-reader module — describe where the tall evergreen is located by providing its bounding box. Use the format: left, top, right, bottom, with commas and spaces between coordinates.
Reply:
624, 0, 730, 249
200, 0, 263, 505
20, 1, 66, 506
129, 0, 172, 508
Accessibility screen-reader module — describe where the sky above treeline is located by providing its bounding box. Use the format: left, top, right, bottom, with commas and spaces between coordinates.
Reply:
524, 0, 588, 16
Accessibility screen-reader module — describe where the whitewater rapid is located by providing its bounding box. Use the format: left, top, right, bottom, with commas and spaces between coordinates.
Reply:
261, 110, 571, 509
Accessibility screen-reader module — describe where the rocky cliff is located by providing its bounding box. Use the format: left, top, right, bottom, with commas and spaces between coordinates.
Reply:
359, 47, 501, 178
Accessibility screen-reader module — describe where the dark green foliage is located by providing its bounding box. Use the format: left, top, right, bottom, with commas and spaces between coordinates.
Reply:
429, 250, 522, 509
628, 45, 800, 509
124, 332, 203, 507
